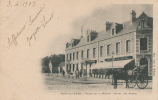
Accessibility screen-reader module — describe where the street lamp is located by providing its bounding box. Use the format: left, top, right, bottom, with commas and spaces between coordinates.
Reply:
111, 51, 115, 85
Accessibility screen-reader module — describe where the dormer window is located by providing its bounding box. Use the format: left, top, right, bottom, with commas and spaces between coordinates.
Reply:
72, 43, 74, 47
140, 19, 146, 28
112, 28, 115, 35
87, 35, 89, 42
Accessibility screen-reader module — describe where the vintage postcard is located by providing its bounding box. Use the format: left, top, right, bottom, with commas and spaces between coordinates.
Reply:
0, 0, 158, 100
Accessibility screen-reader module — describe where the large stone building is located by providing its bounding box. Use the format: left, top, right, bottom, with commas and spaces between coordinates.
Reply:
65, 10, 153, 78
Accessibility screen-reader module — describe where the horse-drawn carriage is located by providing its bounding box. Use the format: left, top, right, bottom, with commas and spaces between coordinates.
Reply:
114, 64, 149, 89
127, 65, 149, 89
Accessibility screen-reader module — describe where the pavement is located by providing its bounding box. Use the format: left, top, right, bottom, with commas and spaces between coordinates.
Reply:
43, 73, 152, 94
43, 73, 152, 87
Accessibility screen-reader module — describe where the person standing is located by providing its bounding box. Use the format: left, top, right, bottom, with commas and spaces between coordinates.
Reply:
62, 70, 65, 77
113, 70, 118, 89
77, 69, 79, 78
68, 69, 71, 78
80, 69, 82, 77
75, 70, 78, 79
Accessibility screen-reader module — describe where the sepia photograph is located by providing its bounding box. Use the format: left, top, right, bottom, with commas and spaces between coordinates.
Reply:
0, 0, 157, 100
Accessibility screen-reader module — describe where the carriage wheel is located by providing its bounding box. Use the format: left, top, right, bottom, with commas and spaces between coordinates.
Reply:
136, 74, 148, 89
128, 78, 136, 88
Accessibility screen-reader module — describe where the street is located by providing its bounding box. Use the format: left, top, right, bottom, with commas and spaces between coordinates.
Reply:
43, 73, 152, 94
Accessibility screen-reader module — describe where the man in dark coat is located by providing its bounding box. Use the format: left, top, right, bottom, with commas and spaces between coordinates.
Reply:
113, 69, 119, 89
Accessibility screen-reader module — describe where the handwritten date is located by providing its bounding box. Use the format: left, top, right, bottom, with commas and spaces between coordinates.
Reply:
7, 0, 36, 7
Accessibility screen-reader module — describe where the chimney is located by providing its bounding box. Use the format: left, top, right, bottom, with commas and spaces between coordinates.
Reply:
105, 21, 112, 31
131, 10, 136, 23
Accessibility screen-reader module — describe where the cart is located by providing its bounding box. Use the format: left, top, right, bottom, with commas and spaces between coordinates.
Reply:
128, 65, 148, 89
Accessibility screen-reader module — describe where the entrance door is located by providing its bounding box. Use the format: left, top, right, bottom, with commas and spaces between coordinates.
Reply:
139, 58, 148, 74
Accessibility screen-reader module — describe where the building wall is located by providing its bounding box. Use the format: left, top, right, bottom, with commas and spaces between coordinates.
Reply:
136, 29, 153, 76
65, 11, 153, 77
65, 31, 136, 74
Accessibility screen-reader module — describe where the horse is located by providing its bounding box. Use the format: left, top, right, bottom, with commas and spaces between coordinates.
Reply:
106, 69, 130, 88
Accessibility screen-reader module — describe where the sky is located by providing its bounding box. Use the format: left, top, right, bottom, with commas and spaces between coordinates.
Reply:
48, 4, 153, 57
1, 3, 153, 58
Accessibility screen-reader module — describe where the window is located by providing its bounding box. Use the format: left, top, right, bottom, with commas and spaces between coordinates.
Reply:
140, 38, 147, 50
93, 48, 96, 57
87, 49, 89, 58
76, 52, 78, 60
66, 65, 69, 71
107, 44, 111, 55
69, 64, 71, 71
67, 54, 68, 60
73, 64, 75, 72
70, 53, 71, 61
140, 19, 146, 28
76, 64, 78, 70
116, 42, 120, 54
126, 40, 131, 52
112, 28, 115, 35
73, 53, 75, 60
87, 35, 89, 42
72, 43, 73, 47
81, 50, 84, 59
100, 46, 103, 56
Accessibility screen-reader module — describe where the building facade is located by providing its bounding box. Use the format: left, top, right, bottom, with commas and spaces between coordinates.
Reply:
65, 10, 153, 77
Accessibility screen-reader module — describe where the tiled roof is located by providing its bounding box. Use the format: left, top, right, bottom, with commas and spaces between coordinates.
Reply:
66, 12, 152, 50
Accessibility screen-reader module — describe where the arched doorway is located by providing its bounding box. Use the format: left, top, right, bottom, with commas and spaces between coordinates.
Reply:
139, 58, 148, 74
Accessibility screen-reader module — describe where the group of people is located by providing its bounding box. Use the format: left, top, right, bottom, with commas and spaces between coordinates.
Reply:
63, 68, 134, 89
66, 69, 88, 79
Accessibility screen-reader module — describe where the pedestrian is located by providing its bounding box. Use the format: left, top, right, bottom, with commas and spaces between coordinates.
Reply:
113, 70, 118, 89
80, 69, 82, 77
62, 70, 65, 77
77, 69, 79, 78
75, 70, 78, 79
68, 69, 71, 78
125, 70, 129, 88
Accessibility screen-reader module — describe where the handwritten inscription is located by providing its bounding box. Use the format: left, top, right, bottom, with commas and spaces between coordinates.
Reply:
7, 0, 36, 7
29, 5, 45, 25
27, 13, 54, 46
7, 4, 54, 48
7, 24, 26, 48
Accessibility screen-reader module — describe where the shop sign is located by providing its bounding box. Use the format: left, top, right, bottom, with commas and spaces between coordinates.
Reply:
105, 56, 133, 62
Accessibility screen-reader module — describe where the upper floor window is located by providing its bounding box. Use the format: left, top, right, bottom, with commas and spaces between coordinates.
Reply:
116, 42, 120, 54
126, 40, 131, 52
72, 43, 74, 47
107, 44, 111, 55
87, 35, 89, 42
67, 54, 68, 60
100, 46, 103, 56
70, 53, 72, 61
81, 50, 84, 59
76, 52, 78, 60
140, 38, 147, 50
140, 19, 146, 28
87, 49, 89, 58
112, 28, 115, 35
73, 53, 75, 60
93, 48, 96, 57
